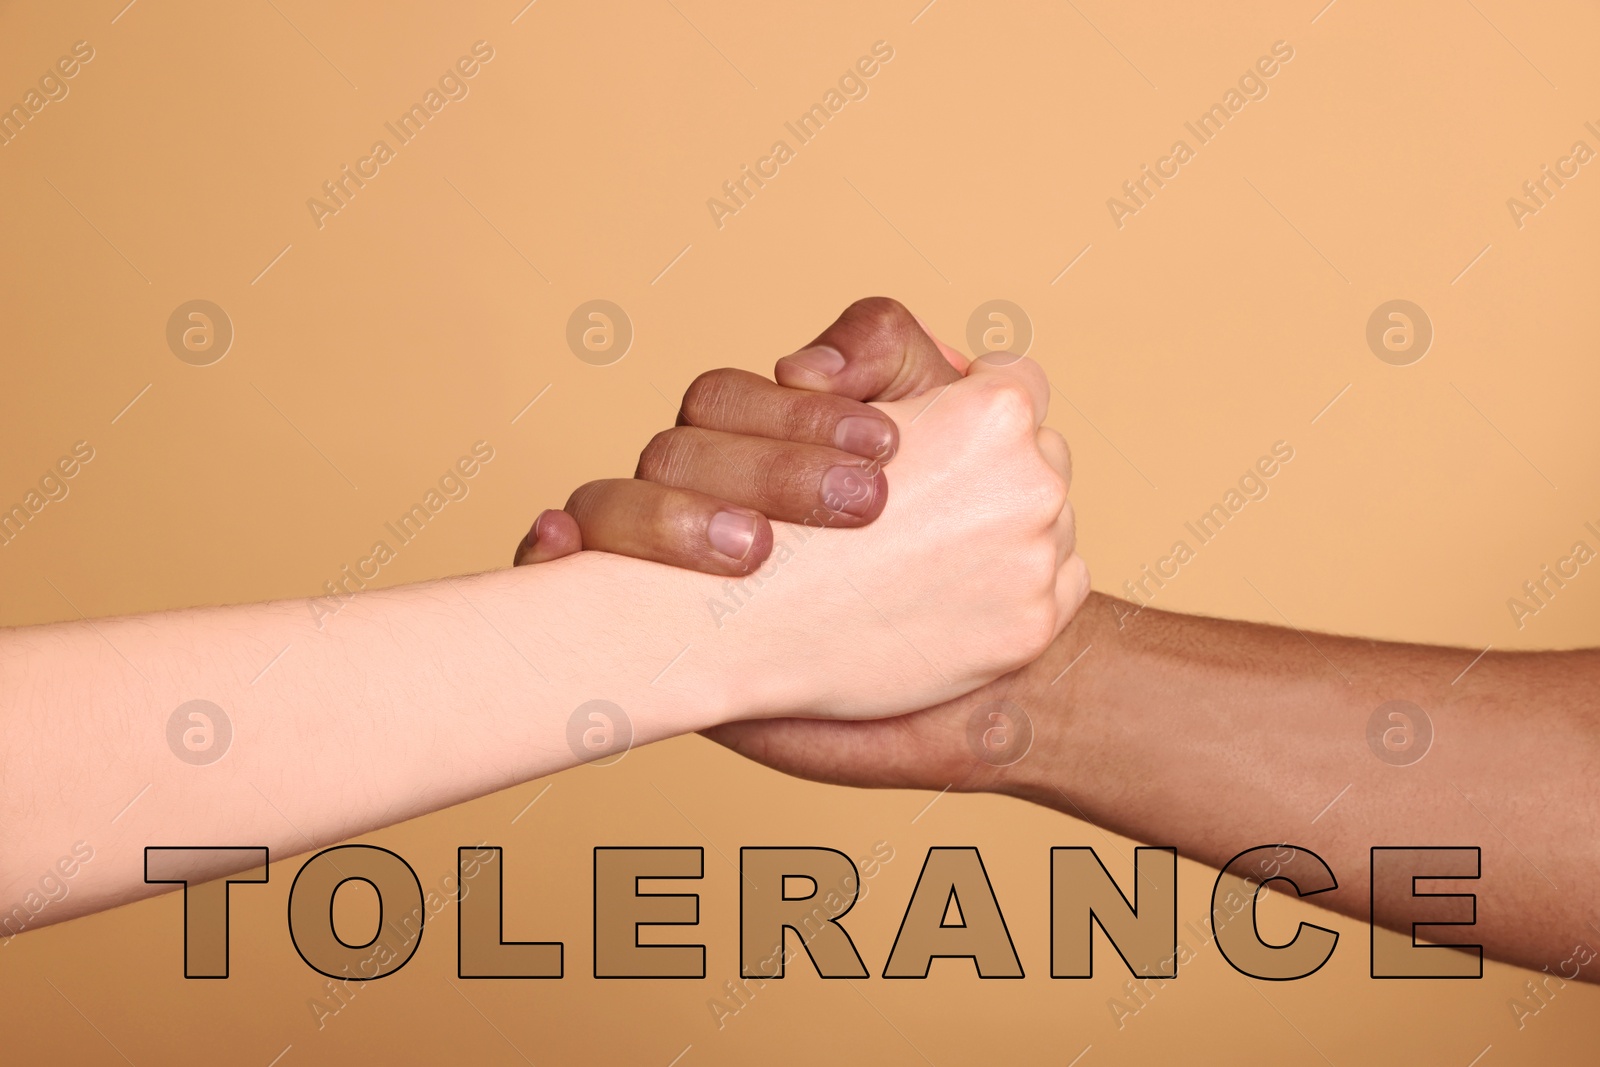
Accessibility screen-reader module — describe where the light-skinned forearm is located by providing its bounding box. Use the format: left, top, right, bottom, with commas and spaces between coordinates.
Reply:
1, 359, 1078, 932
0, 553, 765, 926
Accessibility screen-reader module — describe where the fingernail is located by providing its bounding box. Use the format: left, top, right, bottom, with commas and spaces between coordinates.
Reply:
515, 513, 545, 564
708, 510, 758, 561
821, 465, 877, 518
531, 509, 555, 543
782, 345, 845, 378
518, 513, 547, 555
834, 415, 895, 460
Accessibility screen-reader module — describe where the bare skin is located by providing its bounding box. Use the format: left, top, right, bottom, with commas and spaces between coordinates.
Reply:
519, 296, 1600, 979
709, 594, 1600, 978
1, 334, 1084, 930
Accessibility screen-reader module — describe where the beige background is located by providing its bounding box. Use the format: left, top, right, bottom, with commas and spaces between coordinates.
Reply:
3, 0, 1599, 1063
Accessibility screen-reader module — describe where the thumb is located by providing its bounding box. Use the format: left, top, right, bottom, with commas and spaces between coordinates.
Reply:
775, 296, 965, 403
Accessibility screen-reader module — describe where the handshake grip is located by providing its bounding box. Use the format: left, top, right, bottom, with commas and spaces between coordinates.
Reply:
517, 297, 1089, 717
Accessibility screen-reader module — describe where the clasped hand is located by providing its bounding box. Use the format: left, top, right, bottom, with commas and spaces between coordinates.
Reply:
515, 296, 1090, 725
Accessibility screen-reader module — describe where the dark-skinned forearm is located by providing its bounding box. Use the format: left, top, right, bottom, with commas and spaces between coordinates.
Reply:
1001, 592, 1600, 976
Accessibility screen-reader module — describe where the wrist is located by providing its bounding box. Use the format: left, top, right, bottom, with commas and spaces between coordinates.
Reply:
977, 592, 1121, 807
490, 552, 753, 739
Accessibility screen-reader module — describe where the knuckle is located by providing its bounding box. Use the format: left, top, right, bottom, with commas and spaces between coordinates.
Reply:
563, 480, 608, 519
1039, 427, 1072, 485
972, 376, 1036, 434
636, 428, 690, 484
781, 394, 837, 446
1069, 554, 1092, 601
643, 489, 706, 552
679, 370, 732, 426
842, 296, 917, 348
1040, 467, 1070, 519
639, 487, 677, 532
1058, 500, 1078, 554
751, 446, 802, 505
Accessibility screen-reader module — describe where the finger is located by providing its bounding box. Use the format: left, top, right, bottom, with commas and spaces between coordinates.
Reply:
637, 426, 888, 526
564, 479, 775, 576
775, 296, 964, 402
1054, 554, 1092, 636
910, 314, 971, 374
513, 509, 583, 566
963, 351, 1051, 428
1036, 427, 1072, 488
1052, 501, 1078, 568
678, 368, 898, 462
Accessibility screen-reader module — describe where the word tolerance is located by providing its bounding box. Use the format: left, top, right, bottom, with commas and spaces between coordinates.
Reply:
145, 841, 1484, 982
